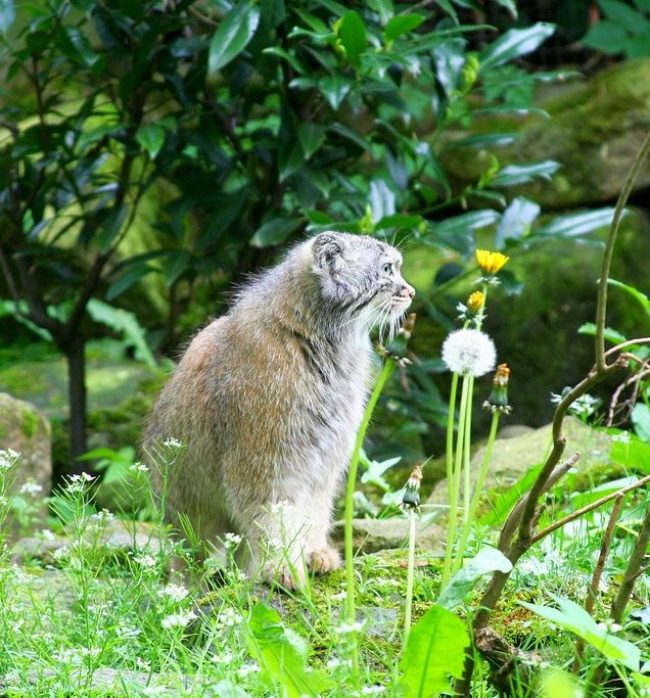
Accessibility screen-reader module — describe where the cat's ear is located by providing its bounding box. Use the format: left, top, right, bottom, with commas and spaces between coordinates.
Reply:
312, 232, 345, 273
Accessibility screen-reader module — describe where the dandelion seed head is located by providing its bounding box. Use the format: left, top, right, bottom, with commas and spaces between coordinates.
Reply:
442, 329, 496, 377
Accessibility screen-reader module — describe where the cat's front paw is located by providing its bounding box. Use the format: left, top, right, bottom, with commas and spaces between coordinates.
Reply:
261, 559, 307, 591
308, 545, 341, 574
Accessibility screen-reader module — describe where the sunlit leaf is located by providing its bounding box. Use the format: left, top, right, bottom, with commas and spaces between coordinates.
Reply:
250, 217, 302, 247
338, 10, 367, 63
0, 0, 15, 33
536, 208, 617, 237
384, 14, 424, 42
480, 22, 555, 70
208, 0, 261, 73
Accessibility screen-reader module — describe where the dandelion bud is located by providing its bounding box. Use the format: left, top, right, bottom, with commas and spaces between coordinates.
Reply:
401, 464, 423, 510
467, 290, 485, 314
383, 313, 416, 365
483, 363, 512, 414
442, 329, 496, 378
475, 249, 509, 275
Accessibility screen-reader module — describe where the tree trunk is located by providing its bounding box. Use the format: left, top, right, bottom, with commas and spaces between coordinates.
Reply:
64, 337, 88, 473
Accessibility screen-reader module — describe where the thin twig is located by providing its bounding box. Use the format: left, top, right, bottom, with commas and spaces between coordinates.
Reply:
595, 131, 650, 370
574, 494, 625, 670
531, 475, 650, 546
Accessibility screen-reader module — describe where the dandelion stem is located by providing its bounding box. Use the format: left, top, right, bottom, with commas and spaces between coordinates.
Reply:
344, 357, 395, 671
441, 373, 470, 589
455, 411, 500, 572
462, 375, 475, 526
403, 508, 417, 647
445, 372, 459, 517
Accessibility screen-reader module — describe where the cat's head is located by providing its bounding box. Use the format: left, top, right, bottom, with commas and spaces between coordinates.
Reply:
311, 232, 414, 334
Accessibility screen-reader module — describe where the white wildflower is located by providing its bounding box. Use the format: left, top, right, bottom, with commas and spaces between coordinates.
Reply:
211, 650, 234, 665
161, 610, 196, 629
133, 553, 157, 568
237, 662, 261, 678
52, 545, 70, 562
441, 329, 496, 377
223, 532, 242, 548
67, 472, 95, 493
612, 431, 631, 444
215, 607, 243, 629
130, 461, 150, 473
362, 687, 386, 695
115, 623, 142, 639
160, 583, 189, 602
0, 448, 19, 471
40, 529, 56, 541
19, 480, 43, 496
162, 437, 183, 449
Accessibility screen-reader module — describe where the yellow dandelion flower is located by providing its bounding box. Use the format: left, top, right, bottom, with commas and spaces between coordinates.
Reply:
467, 290, 485, 313
476, 249, 509, 275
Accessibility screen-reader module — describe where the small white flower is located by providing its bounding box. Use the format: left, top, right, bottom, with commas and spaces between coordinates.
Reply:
612, 431, 631, 444
215, 607, 243, 628
115, 623, 142, 639
160, 583, 189, 602
130, 461, 150, 473
40, 529, 56, 541
362, 687, 386, 695
19, 481, 43, 496
52, 545, 70, 562
133, 553, 157, 568
441, 329, 496, 377
211, 650, 234, 665
0, 448, 19, 471
223, 532, 242, 548
66, 472, 95, 493
237, 662, 260, 678
161, 610, 196, 629
162, 437, 183, 449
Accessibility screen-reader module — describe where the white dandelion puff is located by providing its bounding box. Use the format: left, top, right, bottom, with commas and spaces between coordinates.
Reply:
441, 329, 496, 378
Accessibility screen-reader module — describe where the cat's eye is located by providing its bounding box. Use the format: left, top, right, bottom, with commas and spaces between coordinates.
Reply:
382, 262, 393, 275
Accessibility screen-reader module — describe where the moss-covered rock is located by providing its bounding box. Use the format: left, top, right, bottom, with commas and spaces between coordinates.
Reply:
441, 58, 650, 208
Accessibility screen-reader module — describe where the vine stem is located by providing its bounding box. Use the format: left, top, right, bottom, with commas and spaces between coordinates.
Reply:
344, 358, 395, 672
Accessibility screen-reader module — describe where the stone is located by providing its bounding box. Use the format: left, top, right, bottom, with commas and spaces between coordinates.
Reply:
331, 516, 445, 553
0, 393, 52, 534
11, 518, 164, 564
426, 417, 614, 508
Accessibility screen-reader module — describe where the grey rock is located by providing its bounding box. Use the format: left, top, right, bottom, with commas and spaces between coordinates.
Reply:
331, 516, 445, 552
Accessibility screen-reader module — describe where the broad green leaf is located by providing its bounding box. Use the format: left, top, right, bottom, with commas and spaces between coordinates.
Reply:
438, 548, 513, 610
398, 605, 470, 697
107, 262, 154, 301
599, 0, 650, 34
163, 250, 191, 286
610, 433, 650, 472
446, 132, 519, 149
263, 46, 305, 72
582, 20, 628, 53
338, 11, 367, 63
0, 300, 52, 341
62, 26, 99, 67
521, 595, 641, 670
369, 179, 395, 222
250, 217, 302, 247
384, 14, 425, 42
495, 196, 540, 247
577, 322, 627, 345
87, 299, 156, 368
480, 22, 556, 71
96, 205, 128, 251
539, 669, 583, 698
491, 160, 560, 187
491, 0, 517, 18
136, 124, 166, 159
298, 122, 326, 158
631, 403, 650, 441
0, 0, 15, 33
480, 462, 545, 527
247, 604, 332, 697
208, 0, 261, 73
430, 210, 500, 255
319, 74, 353, 109
608, 278, 650, 315
368, 0, 394, 24
536, 208, 616, 237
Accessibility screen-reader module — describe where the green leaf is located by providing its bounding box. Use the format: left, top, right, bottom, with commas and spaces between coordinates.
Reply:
607, 278, 650, 315
491, 0, 517, 19
368, 0, 394, 24
338, 11, 367, 63
136, 124, 166, 159
208, 0, 261, 74
263, 46, 305, 72
438, 548, 513, 610
577, 322, 627, 345
298, 122, 326, 158
398, 605, 470, 697
582, 20, 628, 53
383, 14, 425, 42
107, 262, 154, 301
0, 0, 15, 33
610, 432, 650, 471
599, 0, 650, 34
247, 604, 332, 697
495, 196, 540, 247
87, 299, 157, 368
521, 595, 641, 670
319, 74, 353, 109
480, 462, 544, 527
632, 403, 650, 441
491, 160, 560, 187
0, 300, 53, 341
536, 208, 616, 238
163, 250, 190, 286
480, 22, 556, 71
250, 217, 302, 247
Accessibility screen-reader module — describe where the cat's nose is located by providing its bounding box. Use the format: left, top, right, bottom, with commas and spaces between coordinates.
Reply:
399, 283, 415, 300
